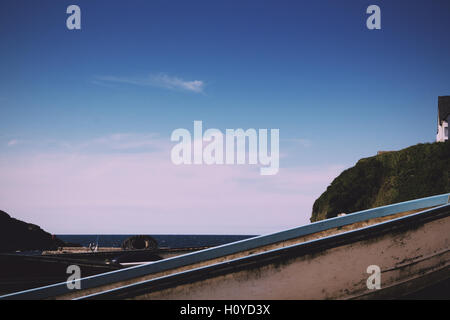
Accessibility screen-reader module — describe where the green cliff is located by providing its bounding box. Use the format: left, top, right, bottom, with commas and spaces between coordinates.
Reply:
310, 141, 450, 222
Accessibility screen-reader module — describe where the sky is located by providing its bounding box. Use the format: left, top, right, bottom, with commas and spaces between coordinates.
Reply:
0, 0, 449, 234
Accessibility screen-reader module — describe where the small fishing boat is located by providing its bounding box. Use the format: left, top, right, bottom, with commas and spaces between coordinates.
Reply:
1, 193, 449, 300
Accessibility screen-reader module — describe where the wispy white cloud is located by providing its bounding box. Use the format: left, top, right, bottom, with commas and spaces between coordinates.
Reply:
2, 134, 165, 154
75, 133, 165, 152
95, 73, 205, 93
7, 139, 19, 147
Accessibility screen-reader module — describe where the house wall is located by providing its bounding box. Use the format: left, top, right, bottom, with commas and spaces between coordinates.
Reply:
437, 115, 449, 142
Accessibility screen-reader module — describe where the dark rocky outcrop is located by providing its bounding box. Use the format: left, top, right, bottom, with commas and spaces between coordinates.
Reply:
311, 141, 450, 222
0, 210, 69, 252
121, 235, 158, 250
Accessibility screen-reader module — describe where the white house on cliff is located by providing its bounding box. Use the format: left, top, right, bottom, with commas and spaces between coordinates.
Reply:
436, 96, 449, 142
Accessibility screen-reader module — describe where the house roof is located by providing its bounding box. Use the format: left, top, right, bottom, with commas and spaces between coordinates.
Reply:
438, 96, 450, 125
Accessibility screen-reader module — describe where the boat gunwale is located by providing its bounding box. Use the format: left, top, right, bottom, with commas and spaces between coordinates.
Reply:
75, 202, 450, 300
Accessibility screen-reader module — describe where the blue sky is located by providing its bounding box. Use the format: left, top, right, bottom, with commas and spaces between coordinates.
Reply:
0, 1, 449, 234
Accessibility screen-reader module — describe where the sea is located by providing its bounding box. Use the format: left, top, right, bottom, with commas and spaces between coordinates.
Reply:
56, 234, 257, 249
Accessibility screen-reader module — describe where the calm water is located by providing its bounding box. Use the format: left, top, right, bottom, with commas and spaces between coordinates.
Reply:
57, 234, 257, 249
